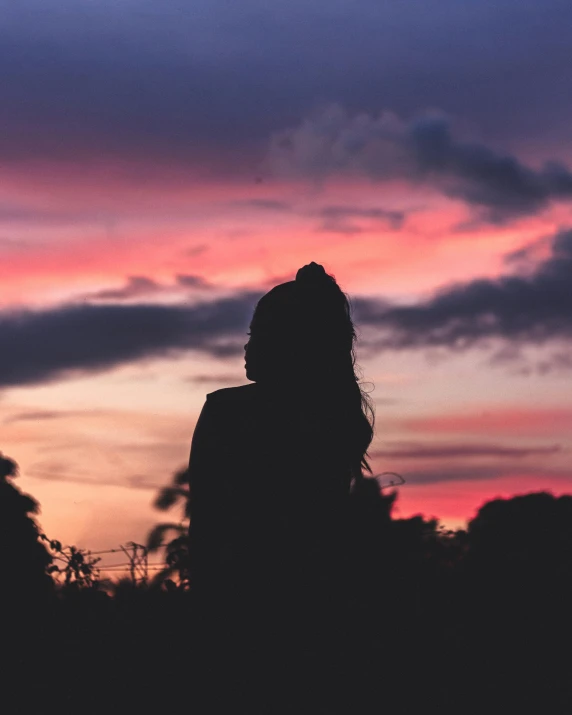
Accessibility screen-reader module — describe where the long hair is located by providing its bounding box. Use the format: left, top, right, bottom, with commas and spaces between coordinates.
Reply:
245, 262, 375, 485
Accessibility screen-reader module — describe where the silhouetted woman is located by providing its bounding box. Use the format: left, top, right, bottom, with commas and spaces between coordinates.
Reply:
187, 262, 375, 714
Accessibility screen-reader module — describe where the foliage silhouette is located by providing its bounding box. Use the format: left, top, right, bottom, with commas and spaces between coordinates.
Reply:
39, 534, 102, 592
146, 465, 190, 588
0, 451, 54, 602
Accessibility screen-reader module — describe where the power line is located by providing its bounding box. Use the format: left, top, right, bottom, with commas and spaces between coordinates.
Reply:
40, 535, 186, 585
90, 542, 172, 556
99, 566, 166, 572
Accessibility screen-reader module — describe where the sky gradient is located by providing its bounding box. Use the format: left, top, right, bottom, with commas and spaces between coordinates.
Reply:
2, 0, 572, 570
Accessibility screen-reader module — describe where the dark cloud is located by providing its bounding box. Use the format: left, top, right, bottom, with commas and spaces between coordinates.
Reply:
86, 276, 163, 301
317, 205, 406, 234
354, 228, 572, 350
503, 235, 553, 267
391, 464, 571, 486
0, 291, 262, 388
184, 244, 209, 258
231, 199, 294, 212
270, 106, 572, 222
26, 464, 162, 491
0, 237, 34, 251
0, 201, 110, 227
0, 202, 70, 224
510, 351, 572, 376
81, 274, 214, 302
175, 274, 213, 289
3, 410, 75, 424
412, 119, 572, 221
186, 373, 246, 386
1, 0, 572, 171
373, 442, 561, 460
225, 198, 406, 234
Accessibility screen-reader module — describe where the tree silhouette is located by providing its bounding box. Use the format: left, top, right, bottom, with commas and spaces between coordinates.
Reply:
0, 452, 53, 602
468, 491, 572, 567
466, 491, 572, 613
458, 492, 572, 712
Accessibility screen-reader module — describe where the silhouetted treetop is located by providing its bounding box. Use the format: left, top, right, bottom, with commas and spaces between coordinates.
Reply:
468, 491, 572, 560
0, 451, 53, 598
1, 452, 18, 480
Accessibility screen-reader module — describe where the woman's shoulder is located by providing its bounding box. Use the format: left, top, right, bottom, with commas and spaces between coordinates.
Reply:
203, 384, 263, 437
206, 383, 259, 406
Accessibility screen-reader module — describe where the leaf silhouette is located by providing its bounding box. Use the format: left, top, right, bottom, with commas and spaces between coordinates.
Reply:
146, 523, 185, 552
154, 487, 187, 511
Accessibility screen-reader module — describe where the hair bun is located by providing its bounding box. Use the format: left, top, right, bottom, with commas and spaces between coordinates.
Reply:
295, 262, 328, 287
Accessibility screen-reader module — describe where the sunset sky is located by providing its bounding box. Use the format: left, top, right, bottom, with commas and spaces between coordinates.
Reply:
2, 0, 572, 570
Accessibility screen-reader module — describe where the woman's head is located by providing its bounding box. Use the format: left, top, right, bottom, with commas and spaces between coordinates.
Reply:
244, 262, 353, 383
244, 262, 375, 481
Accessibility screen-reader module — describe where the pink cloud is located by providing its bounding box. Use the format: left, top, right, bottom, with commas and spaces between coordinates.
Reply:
403, 407, 572, 437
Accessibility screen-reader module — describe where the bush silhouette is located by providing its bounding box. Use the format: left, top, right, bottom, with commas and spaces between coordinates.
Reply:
0, 452, 53, 602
